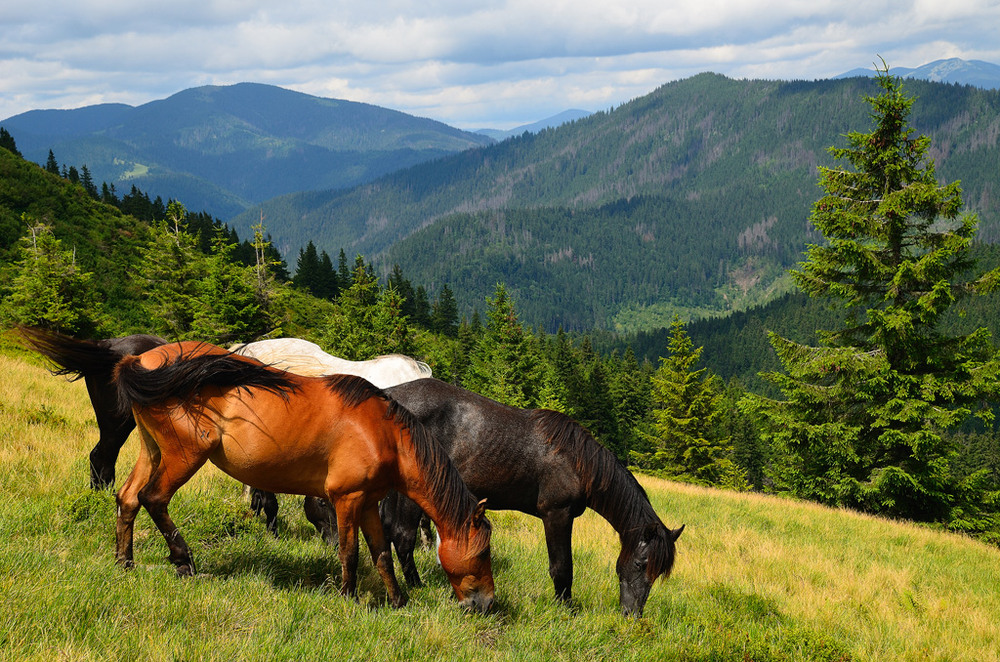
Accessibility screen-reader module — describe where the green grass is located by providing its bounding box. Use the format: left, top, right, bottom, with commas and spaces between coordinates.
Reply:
2, 347, 999, 661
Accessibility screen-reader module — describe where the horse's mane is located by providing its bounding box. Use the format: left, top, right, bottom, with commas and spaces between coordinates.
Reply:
529, 408, 675, 581
324, 374, 491, 558
114, 348, 298, 417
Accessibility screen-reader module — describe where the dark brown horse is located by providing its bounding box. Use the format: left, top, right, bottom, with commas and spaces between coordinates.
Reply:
113, 342, 494, 611
16, 325, 166, 489
377, 378, 683, 617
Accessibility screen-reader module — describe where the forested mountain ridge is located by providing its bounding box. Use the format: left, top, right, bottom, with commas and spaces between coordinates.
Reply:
2, 83, 493, 219
237, 74, 1000, 332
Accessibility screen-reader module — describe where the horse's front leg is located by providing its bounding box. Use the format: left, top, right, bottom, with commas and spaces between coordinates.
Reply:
333, 495, 363, 598
542, 508, 575, 603
359, 503, 407, 608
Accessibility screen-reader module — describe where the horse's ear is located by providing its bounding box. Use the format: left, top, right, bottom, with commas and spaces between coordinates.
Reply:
642, 522, 660, 543
472, 498, 488, 525
670, 524, 685, 542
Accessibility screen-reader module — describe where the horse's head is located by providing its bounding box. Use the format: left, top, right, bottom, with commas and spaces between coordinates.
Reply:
436, 498, 494, 613
617, 522, 684, 617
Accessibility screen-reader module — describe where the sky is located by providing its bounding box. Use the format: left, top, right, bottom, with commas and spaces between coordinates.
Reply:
2, 0, 999, 130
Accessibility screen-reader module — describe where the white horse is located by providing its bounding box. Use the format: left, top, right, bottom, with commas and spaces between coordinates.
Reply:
229, 338, 432, 386
226, 337, 433, 538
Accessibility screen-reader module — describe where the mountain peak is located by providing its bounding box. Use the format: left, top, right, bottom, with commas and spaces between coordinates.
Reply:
834, 57, 1000, 89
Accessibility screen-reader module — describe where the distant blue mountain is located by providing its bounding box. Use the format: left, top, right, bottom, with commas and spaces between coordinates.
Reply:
0, 83, 493, 218
835, 58, 1000, 89
475, 109, 592, 141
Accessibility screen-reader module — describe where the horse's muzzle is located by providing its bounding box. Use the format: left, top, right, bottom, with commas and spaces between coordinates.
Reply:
459, 589, 495, 614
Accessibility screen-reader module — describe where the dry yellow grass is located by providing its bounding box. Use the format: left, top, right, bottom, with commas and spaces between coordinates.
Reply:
569, 477, 1000, 661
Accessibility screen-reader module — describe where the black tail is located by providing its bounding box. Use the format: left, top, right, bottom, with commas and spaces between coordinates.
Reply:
114, 349, 299, 417
17, 325, 130, 381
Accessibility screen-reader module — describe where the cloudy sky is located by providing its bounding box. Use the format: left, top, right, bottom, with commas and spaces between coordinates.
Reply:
2, 0, 999, 130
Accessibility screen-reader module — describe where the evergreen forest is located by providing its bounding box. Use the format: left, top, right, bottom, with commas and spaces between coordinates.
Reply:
2, 71, 999, 547
235, 75, 1000, 334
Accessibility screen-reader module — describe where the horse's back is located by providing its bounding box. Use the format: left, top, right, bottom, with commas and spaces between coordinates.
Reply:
106, 334, 167, 357
386, 378, 567, 513
137, 340, 232, 369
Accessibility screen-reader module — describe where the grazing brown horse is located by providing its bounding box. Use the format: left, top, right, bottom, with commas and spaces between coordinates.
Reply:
113, 342, 494, 611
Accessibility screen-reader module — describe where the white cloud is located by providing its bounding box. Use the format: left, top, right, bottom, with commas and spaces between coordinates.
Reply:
1, 0, 998, 128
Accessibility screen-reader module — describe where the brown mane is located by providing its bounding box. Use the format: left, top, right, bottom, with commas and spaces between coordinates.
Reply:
323, 374, 491, 558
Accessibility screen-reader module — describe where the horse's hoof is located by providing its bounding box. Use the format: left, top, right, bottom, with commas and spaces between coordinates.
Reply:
116, 558, 135, 570
175, 564, 195, 577
391, 593, 409, 609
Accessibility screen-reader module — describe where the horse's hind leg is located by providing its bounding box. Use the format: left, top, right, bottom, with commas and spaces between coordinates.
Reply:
115, 427, 157, 568
379, 491, 424, 587
139, 456, 208, 577
124, 421, 208, 577
359, 503, 407, 608
87, 379, 136, 490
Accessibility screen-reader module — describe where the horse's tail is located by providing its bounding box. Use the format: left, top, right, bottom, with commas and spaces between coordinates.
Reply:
114, 350, 299, 417
17, 325, 123, 381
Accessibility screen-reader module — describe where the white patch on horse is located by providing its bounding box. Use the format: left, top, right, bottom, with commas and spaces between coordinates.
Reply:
230, 338, 431, 387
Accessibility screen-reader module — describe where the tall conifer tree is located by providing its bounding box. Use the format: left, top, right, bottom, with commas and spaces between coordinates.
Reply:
746, 65, 1000, 526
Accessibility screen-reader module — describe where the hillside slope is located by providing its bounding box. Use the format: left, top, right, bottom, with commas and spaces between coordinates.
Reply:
2, 83, 493, 218
3, 344, 999, 661
240, 74, 1000, 331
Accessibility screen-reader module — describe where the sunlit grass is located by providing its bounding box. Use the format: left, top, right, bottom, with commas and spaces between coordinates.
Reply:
2, 347, 999, 661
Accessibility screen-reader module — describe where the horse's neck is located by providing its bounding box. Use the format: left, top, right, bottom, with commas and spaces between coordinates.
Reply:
393, 430, 467, 540
584, 463, 657, 538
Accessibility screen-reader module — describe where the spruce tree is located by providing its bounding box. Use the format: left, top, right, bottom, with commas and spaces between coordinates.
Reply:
745, 66, 1000, 526
463, 283, 543, 407
1, 219, 100, 335
0, 127, 21, 157
45, 150, 59, 175
319, 263, 409, 360
430, 283, 459, 337
637, 316, 745, 488
293, 241, 321, 294
189, 232, 267, 344
138, 204, 203, 340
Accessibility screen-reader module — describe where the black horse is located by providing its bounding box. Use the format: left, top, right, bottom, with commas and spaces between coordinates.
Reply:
17, 325, 167, 489
376, 377, 684, 617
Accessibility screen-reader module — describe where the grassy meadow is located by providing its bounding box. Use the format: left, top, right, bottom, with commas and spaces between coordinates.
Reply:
1, 340, 999, 662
